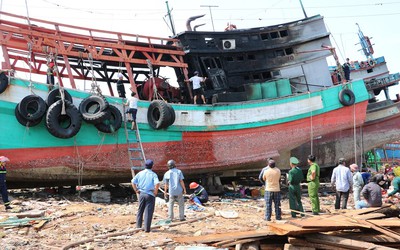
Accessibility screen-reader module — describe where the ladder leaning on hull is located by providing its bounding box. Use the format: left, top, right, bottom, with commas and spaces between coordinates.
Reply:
122, 105, 146, 179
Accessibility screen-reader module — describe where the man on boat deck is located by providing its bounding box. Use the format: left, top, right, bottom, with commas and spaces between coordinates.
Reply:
116, 73, 126, 98
46, 61, 55, 88
307, 155, 320, 215
343, 58, 351, 81
131, 159, 160, 233
0, 156, 12, 210
186, 71, 206, 104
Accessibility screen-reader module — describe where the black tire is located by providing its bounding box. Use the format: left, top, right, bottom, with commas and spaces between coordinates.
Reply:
47, 88, 73, 106
339, 89, 355, 106
18, 95, 47, 121
46, 100, 82, 139
165, 103, 176, 127
79, 95, 109, 124
147, 100, 172, 129
0, 72, 8, 94
15, 104, 42, 127
94, 105, 123, 133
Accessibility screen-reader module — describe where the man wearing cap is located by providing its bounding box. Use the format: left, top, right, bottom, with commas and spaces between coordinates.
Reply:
307, 155, 320, 215
288, 157, 304, 218
350, 164, 364, 203
116, 73, 126, 98
331, 158, 353, 209
0, 156, 12, 210
263, 159, 281, 221
163, 159, 186, 221
131, 159, 160, 232
186, 71, 206, 104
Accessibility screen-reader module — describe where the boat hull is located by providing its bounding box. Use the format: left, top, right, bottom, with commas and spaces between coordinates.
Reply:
0, 78, 369, 187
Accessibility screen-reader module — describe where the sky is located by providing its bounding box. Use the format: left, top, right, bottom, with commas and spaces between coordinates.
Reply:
1, 0, 399, 98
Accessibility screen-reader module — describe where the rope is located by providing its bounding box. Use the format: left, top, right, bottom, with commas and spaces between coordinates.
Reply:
353, 96, 357, 165
88, 53, 102, 95
60, 87, 66, 115
27, 42, 33, 92
309, 92, 313, 155
24, 0, 31, 26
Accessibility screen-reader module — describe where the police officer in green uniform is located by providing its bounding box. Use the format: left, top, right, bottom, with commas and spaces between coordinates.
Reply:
288, 157, 304, 218
306, 155, 320, 215
0, 156, 12, 210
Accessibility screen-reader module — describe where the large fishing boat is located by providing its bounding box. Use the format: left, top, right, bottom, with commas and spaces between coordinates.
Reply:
289, 25, 400, 174
0, 12, 369, 187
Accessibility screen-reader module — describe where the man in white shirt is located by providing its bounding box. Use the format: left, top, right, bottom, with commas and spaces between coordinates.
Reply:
187, 71, 206, 104
331, 158, 353, 209
125, 92, 139, 129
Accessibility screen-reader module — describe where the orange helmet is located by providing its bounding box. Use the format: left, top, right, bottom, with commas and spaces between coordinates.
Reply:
189, 182, 199, 189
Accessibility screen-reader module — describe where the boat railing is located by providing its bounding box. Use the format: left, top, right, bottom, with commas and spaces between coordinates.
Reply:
0, 11, 178, 47
365, 73, 400, 90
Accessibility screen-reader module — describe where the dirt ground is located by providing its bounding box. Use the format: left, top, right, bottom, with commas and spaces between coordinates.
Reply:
0, 184, 346, 250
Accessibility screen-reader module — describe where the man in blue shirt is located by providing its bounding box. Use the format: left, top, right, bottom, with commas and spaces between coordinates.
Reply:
163, 159, 187, 221
331, 158, 353, 209
132, 159, 160, 232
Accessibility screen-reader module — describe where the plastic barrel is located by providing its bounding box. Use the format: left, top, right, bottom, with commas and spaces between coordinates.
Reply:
245, 83, 262, 100
261, 80, 278, 99
276, 79, 292, 97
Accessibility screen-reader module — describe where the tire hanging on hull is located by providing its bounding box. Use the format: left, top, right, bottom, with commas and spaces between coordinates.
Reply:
147, 100, 175, 129
47, 88, 73, 106
94, 105, 123, 133
14, 104, 43, 127
339, 89, 355, 106
46, 100, 82, 139
0, 72, 8, 94
79, 95, 109, 124
18, 95, 47, 121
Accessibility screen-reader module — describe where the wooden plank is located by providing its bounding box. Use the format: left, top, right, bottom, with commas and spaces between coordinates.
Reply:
267, 223, 324, 236
305, 233, 398, 250
331, 232, 399, 243
363, 220, 400, 241
367, 218, 400, 228
174, 229, 274, 244
287, 237, 341, 250
340, 204, 391, 216
354, 213, 387, 220
288, 215, 365, 229
284, 244, 315, 250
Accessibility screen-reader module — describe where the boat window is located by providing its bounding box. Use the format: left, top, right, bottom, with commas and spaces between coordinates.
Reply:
262, 72, 272, 79
270, 32, 279, 39
215, 58, 222, 68
279, 30, 288, 37
205, 37, 215, 47
275, 49, 285, 57
285, 48, 294, 55
226, 56, 234, 62
367, 68, 373, 73
237, 55, 244, 61
250, 35, 259, 41
253, 74, 260, 80
241, 36, 249, 43
248, 54, 256, 60
260, 33, 269, 40
272, 71, 281, 77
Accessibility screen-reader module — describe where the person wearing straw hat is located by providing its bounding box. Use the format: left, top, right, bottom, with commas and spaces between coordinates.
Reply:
0, 156, 12, 210
288, 157, 304, 218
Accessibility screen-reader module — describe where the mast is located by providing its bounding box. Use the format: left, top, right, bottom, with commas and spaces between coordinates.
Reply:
299, 0, 308, 18
165, 1, 176, 36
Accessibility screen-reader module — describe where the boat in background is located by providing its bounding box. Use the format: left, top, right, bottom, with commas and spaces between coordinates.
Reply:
288, 24, 400, 175
0, 12, 369, 188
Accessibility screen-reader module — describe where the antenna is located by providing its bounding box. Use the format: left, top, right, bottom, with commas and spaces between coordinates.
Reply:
200, 5, 218, 31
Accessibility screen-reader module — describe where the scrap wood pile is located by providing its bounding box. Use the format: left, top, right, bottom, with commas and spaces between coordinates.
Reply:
175, 204, 400, 250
